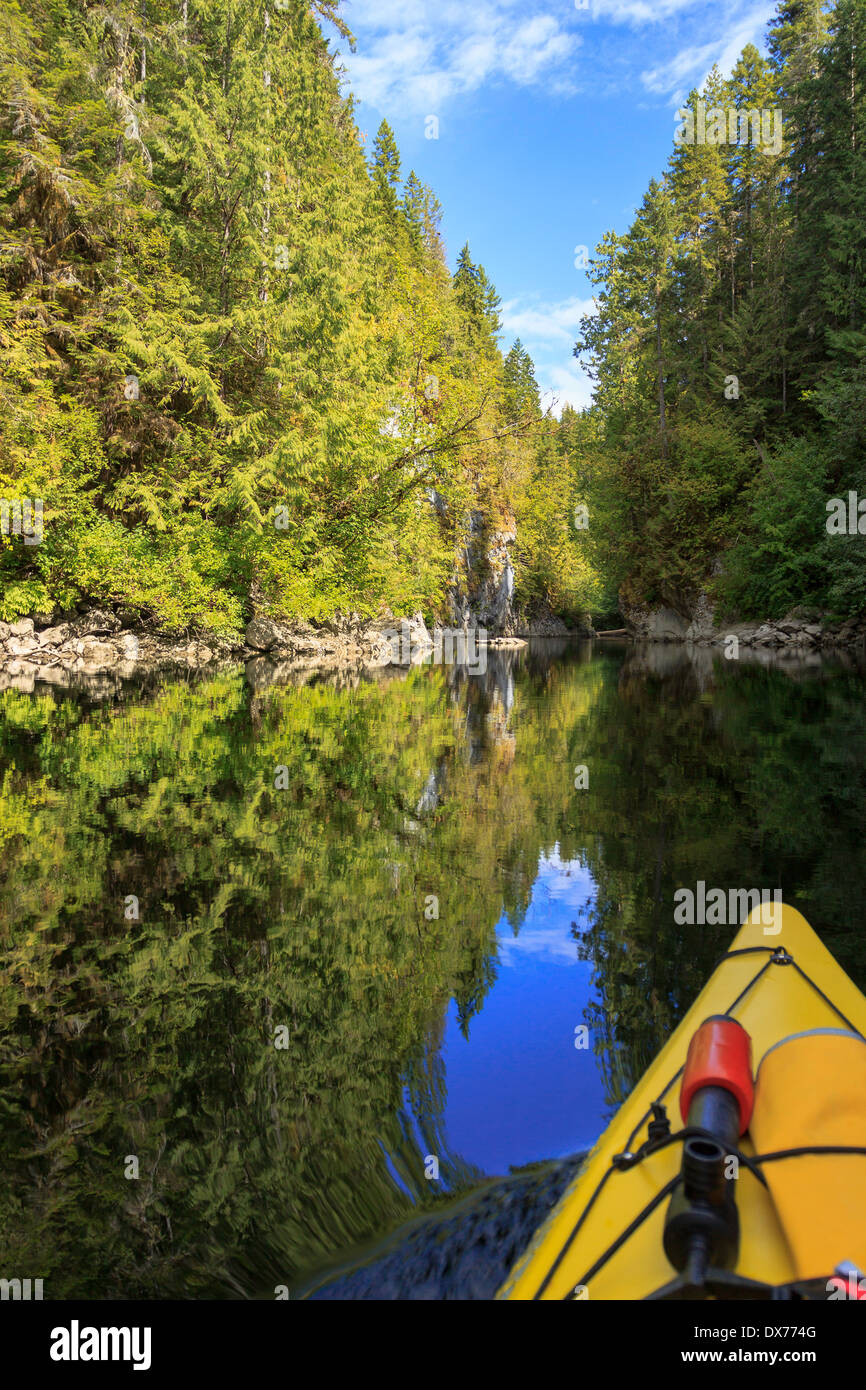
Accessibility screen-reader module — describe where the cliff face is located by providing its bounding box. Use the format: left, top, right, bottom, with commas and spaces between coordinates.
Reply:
449, 512, 592, 637
449, 515, 517, 633
619, 590, 866, 652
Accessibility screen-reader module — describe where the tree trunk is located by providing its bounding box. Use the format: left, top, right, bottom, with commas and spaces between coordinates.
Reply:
655, 292, 668, 459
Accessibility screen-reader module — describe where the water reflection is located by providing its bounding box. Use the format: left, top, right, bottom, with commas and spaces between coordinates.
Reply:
1, 640, 865, 1297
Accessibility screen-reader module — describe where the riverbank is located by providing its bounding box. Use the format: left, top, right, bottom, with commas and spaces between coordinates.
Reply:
622, 603, 866, 653
0, 607, 573, 692
4, 602, 866, 696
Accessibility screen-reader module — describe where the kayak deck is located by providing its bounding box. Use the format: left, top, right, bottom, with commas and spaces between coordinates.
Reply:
499, 904, 866, 1300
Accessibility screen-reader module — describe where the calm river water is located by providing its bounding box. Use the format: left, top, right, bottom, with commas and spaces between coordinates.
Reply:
2, 639, 865, 1296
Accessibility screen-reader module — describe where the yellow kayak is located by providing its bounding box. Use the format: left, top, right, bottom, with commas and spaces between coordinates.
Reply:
499, 903, 866, 1301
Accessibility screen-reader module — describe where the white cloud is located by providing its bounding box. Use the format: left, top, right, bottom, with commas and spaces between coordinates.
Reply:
590, 0, 705, 24
501, 16, 575, 84
501, 293, 596, 346
497, 923, 581, 965
544, 361, 596, 414
336, 0, 778, 116
499, 294, 597, 414
639, 2, 778, 104
641, 38, 720, 97
339, 1, 581, 114
536, 848, 595, 905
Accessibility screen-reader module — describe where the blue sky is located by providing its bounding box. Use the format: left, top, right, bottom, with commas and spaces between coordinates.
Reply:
328, 0, 778, 412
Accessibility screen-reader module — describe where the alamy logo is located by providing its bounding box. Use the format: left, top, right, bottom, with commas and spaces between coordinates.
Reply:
0, 497, 43, 546
826, 492, 866, 534
674, 883, 782, 931
0, 1277, 43, 1299
675, 101, 783, 156
379, 622, 487, 674
50, 1321, 152, 1372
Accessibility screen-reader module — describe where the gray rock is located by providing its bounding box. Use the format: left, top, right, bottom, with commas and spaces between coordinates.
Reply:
72, 609, 121, 637
10, 618, 34, 638
644, 607, 690, 641
353, 615, 434, 666
80, 640, 119, 666
409, 612, 433, 646
292, 635, 330, 654
683, 591, 717, 642
37, 624, 71, 647
246, 617, 289, 651
6, 636, 39, 657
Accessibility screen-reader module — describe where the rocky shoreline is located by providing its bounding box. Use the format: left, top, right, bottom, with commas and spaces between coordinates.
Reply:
0, 607, 582, 693
0, 611, 231, 693
5, 597, 863, 696
622, 601, 866, 653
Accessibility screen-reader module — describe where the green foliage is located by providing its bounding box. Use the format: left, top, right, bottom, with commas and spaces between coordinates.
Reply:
502, 340, 540, 423
717, 438, 831, 618
577, 3, 866, 620
0, 0, 591, 631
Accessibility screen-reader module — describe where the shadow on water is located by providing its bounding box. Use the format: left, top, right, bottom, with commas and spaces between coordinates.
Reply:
1, 639, 866, 1296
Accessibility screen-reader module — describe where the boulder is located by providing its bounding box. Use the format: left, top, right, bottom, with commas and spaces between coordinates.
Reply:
37, 624, 71, 648
785, 605, 824, 622
6, 636, 39, 657
408, 612, 433, 648
644, 607, 690, 642
9, 618, 34, 638
71, 609, 121, 637
683, 591, 717, 642
80, 640, 119, 667
245, 617, 289, 651
373, 614, 434, 666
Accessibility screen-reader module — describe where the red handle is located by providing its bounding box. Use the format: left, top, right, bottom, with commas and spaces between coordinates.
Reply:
680, 1016, 754, 1133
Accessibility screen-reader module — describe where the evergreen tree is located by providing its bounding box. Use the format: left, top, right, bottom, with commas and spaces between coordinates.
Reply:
502, 340, 540, 422
401, 170, 426, 254
787, 0, 866, 472
371, 118, 401, 218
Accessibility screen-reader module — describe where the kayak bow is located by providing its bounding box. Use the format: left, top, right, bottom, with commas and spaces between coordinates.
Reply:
499, 903, 866, 1300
